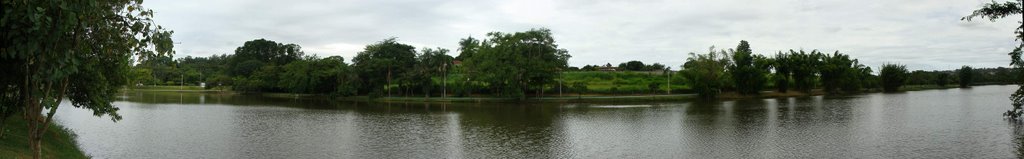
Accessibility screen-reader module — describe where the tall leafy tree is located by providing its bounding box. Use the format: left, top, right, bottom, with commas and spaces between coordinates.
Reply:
962, 0, 1024, 118
414, 48, 454, 97
227, 39, 304, 92
772, 52, 792, 92
456, 37, 480, 61
936, 73, 951, 87
728, 41, 768, 95
230, 39, 303, 68
352, 38, 417, 97
880, 64, 909, 92
819, 51, 866, 93
958, 66, 975, 88
0, 0, 174, 158
682, 47, 730, 99
462, 28, 570, 99
279, 56, 352, 94
618, 61, 647, 71
787, 50, 823, 93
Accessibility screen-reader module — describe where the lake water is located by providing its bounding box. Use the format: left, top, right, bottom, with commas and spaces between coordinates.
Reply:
56, 85, 1024, 158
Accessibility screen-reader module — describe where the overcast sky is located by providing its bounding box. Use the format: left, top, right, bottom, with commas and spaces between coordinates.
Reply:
145, 0, 1020, 71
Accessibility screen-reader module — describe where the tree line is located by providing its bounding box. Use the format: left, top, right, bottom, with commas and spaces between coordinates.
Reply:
680, 40, 1022, 99
133, 28, 569, 99
134, 37, 1021, 100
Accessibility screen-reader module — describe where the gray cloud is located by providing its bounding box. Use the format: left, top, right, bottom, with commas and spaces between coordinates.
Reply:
146, 0, 1020, 71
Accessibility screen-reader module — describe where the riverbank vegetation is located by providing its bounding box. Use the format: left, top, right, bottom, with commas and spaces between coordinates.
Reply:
0, 118, 88, 158
129, 35, 1022, 101
1, 0, 175, 158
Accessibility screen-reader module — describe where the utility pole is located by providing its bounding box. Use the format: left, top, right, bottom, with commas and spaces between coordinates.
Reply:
442, 62, 447, 99
666, 68, 671, 94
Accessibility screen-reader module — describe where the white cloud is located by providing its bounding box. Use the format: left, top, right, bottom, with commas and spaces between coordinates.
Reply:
145, 0, 1021, 71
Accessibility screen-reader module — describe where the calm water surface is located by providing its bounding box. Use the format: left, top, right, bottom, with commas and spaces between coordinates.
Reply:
56, 85, 1024, 158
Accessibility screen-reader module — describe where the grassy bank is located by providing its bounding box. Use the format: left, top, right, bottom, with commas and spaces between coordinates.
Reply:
0, 117, 88, 158
129, 85, 227, 93
371, 94, 699, 103
368, 84, 971, 103
558, 71, 690, 94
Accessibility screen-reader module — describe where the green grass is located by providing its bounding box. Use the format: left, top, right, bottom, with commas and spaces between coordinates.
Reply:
132, 85, 206, 90
0, 117, 88, 159
900, 84, 960, 91
557, 71, 690, 94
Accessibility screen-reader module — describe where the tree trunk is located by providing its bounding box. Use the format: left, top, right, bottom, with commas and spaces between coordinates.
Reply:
26, 78, 67, 159
31, 134, 41, 158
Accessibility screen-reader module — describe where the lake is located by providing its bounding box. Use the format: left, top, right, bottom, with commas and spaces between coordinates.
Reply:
56, 85, 1023, 158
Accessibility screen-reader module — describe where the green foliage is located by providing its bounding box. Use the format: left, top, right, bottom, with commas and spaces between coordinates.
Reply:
279, 56, 353, 94
682, 47, 730, 99
0, 117, 88, 158
819, 51, 870, 93
880, 64, 909, 92
456, 37, 480, 61
958, 66, 975, 88
224, 39, 307, 92
352, 38, 418, 96
413, 48, 454, 97
558, 71, 686, 94
619, 61, 644, 71
936, 73, 951, 87
790, 50, 825, 92
461, 28, 570, 99
571, 81, 587, 98
727, 40, 769, 95
963, 0, 1024, 119
1, 0, 174, 157
229, 39, 304, 72
771, 52, 792, 92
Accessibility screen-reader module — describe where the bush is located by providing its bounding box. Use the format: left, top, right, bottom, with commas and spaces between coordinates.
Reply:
880, 64, 908, 92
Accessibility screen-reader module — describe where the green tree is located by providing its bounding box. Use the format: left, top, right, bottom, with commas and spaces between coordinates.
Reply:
229, 39, 304, 73
958, 66, 974, 88
280, 58, 316, 93
226, 39, 305, 92
786, 50, 823, 93
646, 63, 667, 71
456, 37, 480, 61
682, 47, 730, 99
414, 48, 454, 97
0, 1, 174, 158
618, 61, 646, 71
279, 56, 353, 94
128, 67, 158, 87
819, 51, 867, 93
936, 73, 951, 87
462, 28, 570, 99
352, 38, 418, 97
962, 0, 1024, 119
571, 81, 588, 99
772, 52, 792, 92
728, 41, 769, 95
880, 64, 909, 92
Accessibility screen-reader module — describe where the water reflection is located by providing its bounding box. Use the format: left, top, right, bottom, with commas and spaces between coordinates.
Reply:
57, 86, 1021, 158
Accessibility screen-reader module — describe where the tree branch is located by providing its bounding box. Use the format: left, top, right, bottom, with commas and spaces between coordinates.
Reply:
40, 77, 68, 133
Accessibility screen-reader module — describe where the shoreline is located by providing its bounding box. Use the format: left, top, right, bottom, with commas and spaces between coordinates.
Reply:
122, 84, 984, 104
